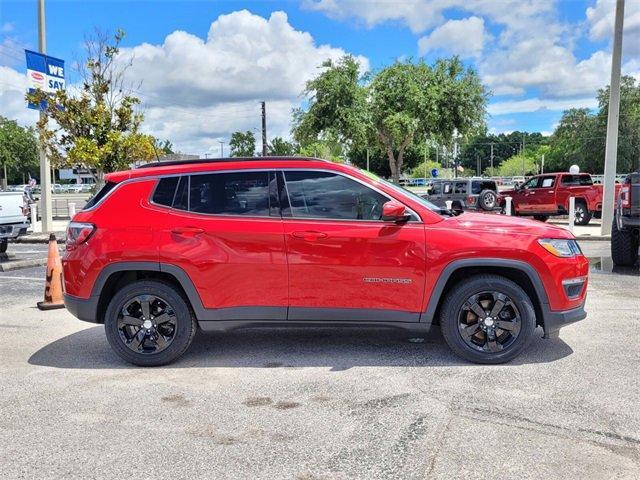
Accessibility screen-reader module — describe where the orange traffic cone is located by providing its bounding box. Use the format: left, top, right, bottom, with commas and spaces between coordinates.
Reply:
37, 233, 65, 310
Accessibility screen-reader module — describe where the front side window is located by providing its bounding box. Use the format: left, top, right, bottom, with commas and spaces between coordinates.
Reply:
541, 177, 555, 188
282, 171, 388, 220
188, 171, 272, 216
430, 182, 442, 195
521, 177, 539, 189
454, 182, 467, 194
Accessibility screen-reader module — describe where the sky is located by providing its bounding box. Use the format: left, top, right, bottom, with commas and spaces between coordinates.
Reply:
0, 0, 639, 156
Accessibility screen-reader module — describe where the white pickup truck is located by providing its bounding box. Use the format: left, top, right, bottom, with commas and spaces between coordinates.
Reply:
0, 191, 29, 254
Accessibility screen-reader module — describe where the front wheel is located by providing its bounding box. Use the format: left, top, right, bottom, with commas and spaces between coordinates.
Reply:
104, 280, 197, 366
533, 215, 549, 222
440, 275, 536, 364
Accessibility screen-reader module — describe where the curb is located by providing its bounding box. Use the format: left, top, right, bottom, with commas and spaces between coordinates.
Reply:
12, 233, 66, 244
574, 235, 611, 242
0, 257, 47, 272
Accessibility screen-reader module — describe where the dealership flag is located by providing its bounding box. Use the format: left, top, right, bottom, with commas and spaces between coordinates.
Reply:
25, 50, 65, 110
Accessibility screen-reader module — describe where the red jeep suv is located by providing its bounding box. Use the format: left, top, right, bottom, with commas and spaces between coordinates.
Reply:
63, 158, 589, 366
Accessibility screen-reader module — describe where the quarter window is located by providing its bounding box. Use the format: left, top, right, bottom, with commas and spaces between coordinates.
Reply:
188, 171, 272, 216
282, 171, 388, 220
152, 177, 179, 206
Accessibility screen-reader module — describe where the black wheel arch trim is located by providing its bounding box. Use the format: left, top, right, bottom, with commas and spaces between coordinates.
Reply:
64, 258, 585, 337
421, 258, 582, 337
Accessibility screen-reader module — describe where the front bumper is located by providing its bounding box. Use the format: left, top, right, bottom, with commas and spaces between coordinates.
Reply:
63, 293, 100, 323
542, 300, 587, 339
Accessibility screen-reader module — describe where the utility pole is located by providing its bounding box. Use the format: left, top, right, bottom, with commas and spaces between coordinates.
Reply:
601, 0, 625, 236
476, 154, 480, 177
424, 135, 428, 182
261, 101, 267, 156
541, 154, 545, 174
37, 0, 53, 232
219, 141, 224, 158
366, 148, 370, 171
490, 143, 494, 173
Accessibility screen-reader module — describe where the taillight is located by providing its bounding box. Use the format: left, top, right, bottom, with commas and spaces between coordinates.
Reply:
467, 195, 476, 204
66, 222, 95, 250
620, 186, 630, 208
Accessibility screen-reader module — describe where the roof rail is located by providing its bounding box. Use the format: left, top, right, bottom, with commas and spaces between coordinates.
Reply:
135, 156, 325, 169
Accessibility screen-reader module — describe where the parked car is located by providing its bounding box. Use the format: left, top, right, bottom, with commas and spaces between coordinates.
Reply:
67, 184, 84, 193
611, 171, 639, 266
0, 191, 29, 253
63, 157, 588, 366
499, 172, 621, 225
421, 178, 500, 211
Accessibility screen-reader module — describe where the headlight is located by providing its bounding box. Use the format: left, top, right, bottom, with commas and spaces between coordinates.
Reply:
537, 238, 582, 257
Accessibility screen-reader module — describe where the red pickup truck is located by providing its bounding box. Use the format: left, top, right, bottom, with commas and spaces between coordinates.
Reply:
500, 173, 620, 225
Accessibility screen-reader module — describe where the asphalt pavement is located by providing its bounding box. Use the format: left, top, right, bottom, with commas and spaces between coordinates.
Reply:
0, 241, 638, 479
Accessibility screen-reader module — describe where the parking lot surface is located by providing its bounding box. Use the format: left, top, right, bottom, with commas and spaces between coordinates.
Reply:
0, 241, 638, 479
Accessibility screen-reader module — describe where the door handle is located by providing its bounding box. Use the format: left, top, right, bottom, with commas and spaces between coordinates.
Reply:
291, 230, 328, 241
171, 226, 204, 236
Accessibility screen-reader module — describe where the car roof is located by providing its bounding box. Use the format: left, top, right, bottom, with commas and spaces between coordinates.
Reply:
104, 157, 337, 183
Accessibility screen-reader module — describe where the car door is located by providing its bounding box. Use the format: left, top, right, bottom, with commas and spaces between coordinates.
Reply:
514, 177, 540, 213
279, 169, 426, 322
535, 175, 558, 213
155, 170, 288, 321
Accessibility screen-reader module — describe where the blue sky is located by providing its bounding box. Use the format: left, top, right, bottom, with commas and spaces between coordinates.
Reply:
1, 0, 638, 155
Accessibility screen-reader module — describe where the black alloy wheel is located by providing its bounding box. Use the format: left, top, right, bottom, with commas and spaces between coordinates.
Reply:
457, 291, 521, 353
104, 280, 197, 366
440, 274, 536, 364
117, 294, 177, 354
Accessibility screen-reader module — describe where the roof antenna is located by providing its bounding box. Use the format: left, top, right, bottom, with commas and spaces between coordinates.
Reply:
151, 142, 161, 164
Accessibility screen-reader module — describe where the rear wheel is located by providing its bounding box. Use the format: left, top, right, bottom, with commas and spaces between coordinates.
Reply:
104, 280, 197, 366
533, 215, 549, 222
574, 202, 592, 226
440, 275, 536, 364
478, 190, 497, 211
611, 219, 639, 266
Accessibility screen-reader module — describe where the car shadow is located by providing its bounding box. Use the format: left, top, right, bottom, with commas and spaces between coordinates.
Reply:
28, 325, 573, 370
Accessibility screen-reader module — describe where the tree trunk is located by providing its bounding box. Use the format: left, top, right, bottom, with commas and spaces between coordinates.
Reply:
386, 147, 400, 184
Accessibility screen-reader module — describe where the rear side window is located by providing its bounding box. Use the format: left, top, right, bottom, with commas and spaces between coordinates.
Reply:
188, 171, 272, 216
562, 175, 593, 186
454, 182, 467, 194
83, 181, 116, 209
152, 177, 179, 206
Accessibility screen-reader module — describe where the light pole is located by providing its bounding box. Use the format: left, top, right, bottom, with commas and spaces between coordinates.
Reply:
601, 0, 625, 236
219, 141, 225, 158
37, 0, 53, 232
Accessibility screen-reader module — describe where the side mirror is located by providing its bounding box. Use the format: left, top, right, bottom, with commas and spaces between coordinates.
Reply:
382, 201, 410, 223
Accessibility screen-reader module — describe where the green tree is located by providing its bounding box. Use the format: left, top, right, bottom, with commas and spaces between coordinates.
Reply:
459, 131, 547, 173
409, 160, 442, 179
156, 139, 174, 155
229, 131, 256, 157
268, 137, 296, 156
0, 116, 39, 187
27, 29, 156, 183
294, 56, 487, 183
497, 154, 537, 177
547, 76, 640, 174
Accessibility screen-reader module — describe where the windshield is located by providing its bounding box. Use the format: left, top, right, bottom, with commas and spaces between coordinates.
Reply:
361, 170, 449, 215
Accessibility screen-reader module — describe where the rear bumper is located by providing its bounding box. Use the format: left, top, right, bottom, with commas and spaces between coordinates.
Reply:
63, 293, 100, 323
0, 222, 29, 239
618, 214, 640, 230
542, 301, 587, 339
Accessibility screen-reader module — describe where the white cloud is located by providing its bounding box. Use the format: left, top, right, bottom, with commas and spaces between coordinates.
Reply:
488, 97, 597, 116
0, 65, 38, 126
0, 10, 369, 155
418, 17, 485, 58
587, 0, 640, 55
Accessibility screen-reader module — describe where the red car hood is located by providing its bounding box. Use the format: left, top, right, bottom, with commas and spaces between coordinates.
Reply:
450, 212, 574, 239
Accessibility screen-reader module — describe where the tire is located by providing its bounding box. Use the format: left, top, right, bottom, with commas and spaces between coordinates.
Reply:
611, 219, 639, 266
0, 239, 7, 254
440, 274, 536, 364
478, 189, 498, 211
574, 201, 592, 226
104, 280, 197, 366
533, 215, 549, 222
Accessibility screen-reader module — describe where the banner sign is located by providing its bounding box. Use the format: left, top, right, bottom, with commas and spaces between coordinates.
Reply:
25, 49, 65, 110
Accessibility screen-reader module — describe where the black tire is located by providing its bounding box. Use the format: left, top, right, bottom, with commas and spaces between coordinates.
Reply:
574, 201, 592, 226
478, 189, 498, 211
533, 215, 549, 222
611, 219, 638, 266
104, 280, 197, 366
0, 239, 7, 254
440, 274, 536, 364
